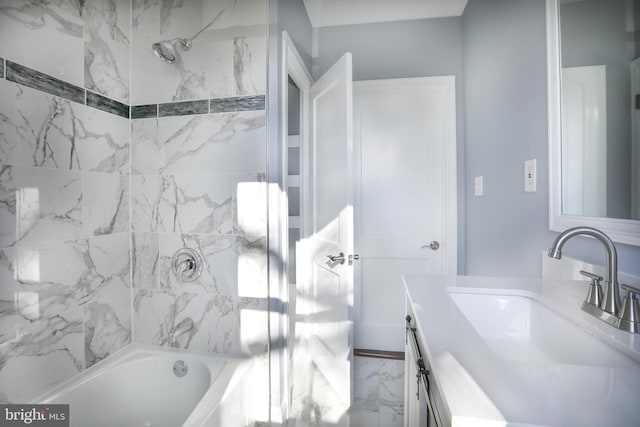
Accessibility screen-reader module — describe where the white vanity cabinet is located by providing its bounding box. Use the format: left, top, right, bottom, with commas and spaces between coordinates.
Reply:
404, 332, 428, 426
404, 300, 449, 427
404, 274, 640, 427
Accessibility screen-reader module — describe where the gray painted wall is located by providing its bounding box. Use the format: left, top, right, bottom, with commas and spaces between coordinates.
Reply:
313, 18, 464, 82
560, 0, 631, 219
314, 18, 467, 272
463, 0, 552, 277
274, 0, 640, 280
463, 0, 640, 277
278, 0, 313, 71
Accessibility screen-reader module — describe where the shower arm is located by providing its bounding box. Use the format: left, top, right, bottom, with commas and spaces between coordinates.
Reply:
186, 0, 235, 45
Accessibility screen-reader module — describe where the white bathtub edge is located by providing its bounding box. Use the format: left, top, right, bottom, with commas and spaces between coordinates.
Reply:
30, 343, 253, 425
183, 356, 255, 427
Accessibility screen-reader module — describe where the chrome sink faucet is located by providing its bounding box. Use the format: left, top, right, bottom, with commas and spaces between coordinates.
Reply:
548, 226, 639, 333
548, 226, 620, 315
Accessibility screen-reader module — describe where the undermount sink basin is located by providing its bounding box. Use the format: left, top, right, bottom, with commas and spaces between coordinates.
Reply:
448, 290, 636, 368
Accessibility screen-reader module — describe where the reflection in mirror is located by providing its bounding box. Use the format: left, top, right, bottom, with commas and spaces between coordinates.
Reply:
558, 0, 639, 220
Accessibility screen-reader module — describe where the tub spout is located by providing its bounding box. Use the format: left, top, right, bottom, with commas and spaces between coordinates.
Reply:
171, 317, 195, 346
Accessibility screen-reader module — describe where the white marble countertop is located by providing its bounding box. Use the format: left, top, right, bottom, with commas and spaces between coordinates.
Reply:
404, 275, 640, 427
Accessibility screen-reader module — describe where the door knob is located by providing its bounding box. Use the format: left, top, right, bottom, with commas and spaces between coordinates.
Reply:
421, 241, 440, 251
327, 252, 346, 265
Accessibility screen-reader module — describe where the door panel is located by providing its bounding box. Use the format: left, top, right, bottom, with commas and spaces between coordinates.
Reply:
303, 53, 354, 405
313, 84, 347, 239
354, 77, 457, 352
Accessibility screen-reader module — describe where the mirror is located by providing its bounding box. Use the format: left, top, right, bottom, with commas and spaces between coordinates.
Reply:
547, 0, 640, 245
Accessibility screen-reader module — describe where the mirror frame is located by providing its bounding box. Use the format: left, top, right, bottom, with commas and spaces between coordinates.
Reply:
546, 0, 640, 246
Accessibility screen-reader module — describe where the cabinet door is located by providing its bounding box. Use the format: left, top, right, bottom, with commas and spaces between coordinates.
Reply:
405, 328, 429, 426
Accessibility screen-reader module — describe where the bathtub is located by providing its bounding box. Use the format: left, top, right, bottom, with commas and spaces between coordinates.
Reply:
31, 344, 253, 427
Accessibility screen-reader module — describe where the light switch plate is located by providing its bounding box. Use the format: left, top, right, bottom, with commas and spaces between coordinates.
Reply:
524, 159, 536, 192
474, 176, 483, 196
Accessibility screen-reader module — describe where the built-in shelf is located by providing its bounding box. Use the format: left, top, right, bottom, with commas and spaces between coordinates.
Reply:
288, 135, 300, 148
287, 133, 301, 286
289, 216, 301, 228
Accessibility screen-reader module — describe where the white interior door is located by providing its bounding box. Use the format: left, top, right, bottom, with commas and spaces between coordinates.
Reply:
561, 65, 607, 217
353, 77, 457, 352
302, 53, 354, 405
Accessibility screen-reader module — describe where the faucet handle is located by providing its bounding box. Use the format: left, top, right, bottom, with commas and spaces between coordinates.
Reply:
579, 270, 603, 283
621, 283, 640, 297
619, 284, 640, 333
580, 270, 603, 307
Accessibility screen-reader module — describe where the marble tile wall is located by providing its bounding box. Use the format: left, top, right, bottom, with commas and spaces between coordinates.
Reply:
0, 0, 268, 407
130, 107, 268, 358
131, 0, 266, 105
0, 0, 132, 403
128, 0, 269, 363
0, 86, 131, 402
0, 0, 131, 104
0, 1, 85, 90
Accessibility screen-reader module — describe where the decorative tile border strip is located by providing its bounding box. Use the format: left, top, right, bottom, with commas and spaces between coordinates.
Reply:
1, 59, 266, 120
86, 91, 129, 118
131, 104, 157, 119
4, 60, 128, 118
131, 95, 266, 120
210, 95, 266, 113
159, 99, 209, 117
7, 61, 85, 104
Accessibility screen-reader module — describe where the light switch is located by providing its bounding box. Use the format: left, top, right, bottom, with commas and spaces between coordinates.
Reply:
474, 176, 483, 196
524, 159, 536, 192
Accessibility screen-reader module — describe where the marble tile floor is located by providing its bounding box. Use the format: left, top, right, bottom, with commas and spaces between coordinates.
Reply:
289, 354, 404, 427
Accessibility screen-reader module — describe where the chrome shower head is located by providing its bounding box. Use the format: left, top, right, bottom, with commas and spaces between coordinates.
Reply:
152, 38, 192, 64
151, 4, 229, 64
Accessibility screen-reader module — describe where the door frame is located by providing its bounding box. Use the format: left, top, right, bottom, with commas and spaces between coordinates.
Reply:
282, 32, 312, 245
282, 32, 356, 408
281, 31, 312, 412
